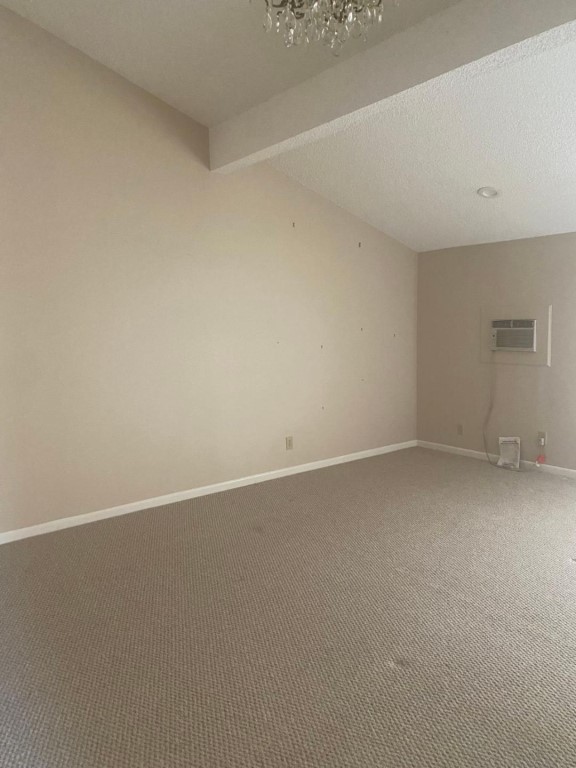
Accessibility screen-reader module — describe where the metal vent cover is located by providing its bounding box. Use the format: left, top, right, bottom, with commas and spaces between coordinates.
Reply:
491, 319, 536, 352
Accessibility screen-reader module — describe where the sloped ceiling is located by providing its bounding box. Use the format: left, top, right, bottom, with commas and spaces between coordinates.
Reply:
0, 0, 460, 126
3, 0, 576, 251
272, 33, 576, 251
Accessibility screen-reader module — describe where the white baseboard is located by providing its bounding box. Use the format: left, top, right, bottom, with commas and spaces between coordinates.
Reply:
417, 440, 497, 463
417, 440, 576, 479
0, 440, 418, 546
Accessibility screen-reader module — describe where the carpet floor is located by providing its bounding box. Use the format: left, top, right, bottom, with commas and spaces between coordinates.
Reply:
1, 447, 576, 767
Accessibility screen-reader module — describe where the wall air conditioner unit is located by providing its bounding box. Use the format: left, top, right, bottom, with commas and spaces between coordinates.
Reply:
491, 319, 536, 352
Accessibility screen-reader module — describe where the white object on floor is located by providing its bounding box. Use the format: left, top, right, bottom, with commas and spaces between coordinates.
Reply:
418, 440, 576, 479
498, 437, 521, 471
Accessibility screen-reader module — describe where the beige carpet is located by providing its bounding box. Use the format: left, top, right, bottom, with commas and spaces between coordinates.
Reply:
1, 447, 576, 767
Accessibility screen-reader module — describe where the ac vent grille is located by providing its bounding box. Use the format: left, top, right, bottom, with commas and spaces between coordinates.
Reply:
491, 319, 536, 352
492, 319, 534, 329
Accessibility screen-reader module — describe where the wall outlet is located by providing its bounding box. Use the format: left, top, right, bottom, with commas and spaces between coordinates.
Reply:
457, 423, 464, 436
537, 431, 547, 447
285, 436, 294, 451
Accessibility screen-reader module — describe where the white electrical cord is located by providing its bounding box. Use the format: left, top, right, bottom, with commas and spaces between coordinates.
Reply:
482, 352, 499, 467
482, 352, 540, 473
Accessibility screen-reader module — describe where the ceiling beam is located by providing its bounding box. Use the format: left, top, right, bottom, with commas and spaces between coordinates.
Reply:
209, 0, 576, 173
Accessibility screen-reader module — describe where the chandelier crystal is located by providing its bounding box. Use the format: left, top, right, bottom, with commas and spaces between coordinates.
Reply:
263, 1, 386, 56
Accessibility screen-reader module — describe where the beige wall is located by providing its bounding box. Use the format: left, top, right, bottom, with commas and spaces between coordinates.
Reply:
418, 233, 576, 469
0, 7, 417, 534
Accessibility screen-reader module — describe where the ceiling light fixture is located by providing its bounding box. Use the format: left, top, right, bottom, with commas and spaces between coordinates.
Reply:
477, 187, 499, 198
263, 1, 388, 56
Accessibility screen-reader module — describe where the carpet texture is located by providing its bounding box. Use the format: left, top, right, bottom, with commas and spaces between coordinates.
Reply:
1, 447, 576, 767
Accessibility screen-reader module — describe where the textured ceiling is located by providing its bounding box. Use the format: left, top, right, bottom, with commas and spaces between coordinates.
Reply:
4, 0, 576, 251
0, 0, 460, 126
272, 29, 576, 252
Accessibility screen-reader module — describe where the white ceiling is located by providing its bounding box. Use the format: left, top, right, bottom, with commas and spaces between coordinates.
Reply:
3, 0, 576, 251
272, 30, 576, 251
0, 0, 459, 126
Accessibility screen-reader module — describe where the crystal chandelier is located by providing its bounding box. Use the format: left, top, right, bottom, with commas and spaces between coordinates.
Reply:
263, 1, 386, 55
